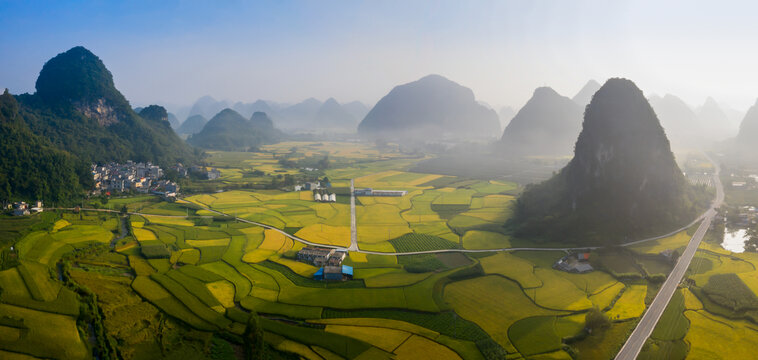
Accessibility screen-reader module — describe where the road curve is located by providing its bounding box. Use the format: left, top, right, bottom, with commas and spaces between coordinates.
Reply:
49, 155, 722, 258
615, 154, 723, 360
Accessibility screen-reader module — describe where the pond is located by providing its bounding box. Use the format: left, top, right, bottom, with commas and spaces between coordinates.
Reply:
722, 228, 750, 253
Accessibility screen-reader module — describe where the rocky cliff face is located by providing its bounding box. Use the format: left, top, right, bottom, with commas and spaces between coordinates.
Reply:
515, 78, 704, 244
17, 46, 198, 166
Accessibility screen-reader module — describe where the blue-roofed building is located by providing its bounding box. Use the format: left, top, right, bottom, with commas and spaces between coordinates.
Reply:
341, 265, 353, 278
313, 265, 353, 281
313, 267, 324, 280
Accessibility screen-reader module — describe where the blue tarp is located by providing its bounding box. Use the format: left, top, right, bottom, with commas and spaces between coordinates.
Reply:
342, 265, 353, 276
313, 267, 324, 280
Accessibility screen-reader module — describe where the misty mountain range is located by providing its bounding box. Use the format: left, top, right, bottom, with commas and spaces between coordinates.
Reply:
173, 96, 370, 134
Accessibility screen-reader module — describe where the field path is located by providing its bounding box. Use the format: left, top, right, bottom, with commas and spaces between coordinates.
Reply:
49, 154, 721, 258
615, 153, 723, 360
348, 178, 358, 251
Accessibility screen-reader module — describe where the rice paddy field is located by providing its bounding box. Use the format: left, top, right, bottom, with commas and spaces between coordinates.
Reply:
639, 225, 758, 359
0, 142, 690, 359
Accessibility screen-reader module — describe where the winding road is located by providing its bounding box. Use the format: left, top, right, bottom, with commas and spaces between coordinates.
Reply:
53, 157, 722, 259
615, 155, 723, 360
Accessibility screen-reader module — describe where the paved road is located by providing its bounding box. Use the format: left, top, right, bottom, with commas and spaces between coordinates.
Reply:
348, 179, 358, 251
615, 154, 723, 360
51, 156, 722, 258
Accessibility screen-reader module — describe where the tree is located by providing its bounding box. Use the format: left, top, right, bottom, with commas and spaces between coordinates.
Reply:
244, 312, 265, 360
585, 307, 610, 333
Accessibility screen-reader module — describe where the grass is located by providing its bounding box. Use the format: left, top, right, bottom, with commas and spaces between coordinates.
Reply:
164, 270, 225, 311
325, 324, 411, 353
571, 320, 636, 360
149, 273, 232, 328
701, 273, 758, 311
637, 257, 672, 277
444, 275, 562, 352
311, 317, 440, 339
261, 318, 372, 359
479, 252, 541, 288
628, 230, 690, 255
650, 290, 688, 341
205, 280, 235, 308
131, 276, 216, 331
240, 295, 323, 319
595, 252, 643, 278
606, 285, 647, 320
389, 233, 460, 252
17, 261, 60, 302
589, 282, 625, 310
462, 230, 511, 250
200, 261, 252, 301
394, 334, 462, 359
294, 224, 350, 247
0, 303, 88, 359
363, 270, 432, 287
529, 269, 593, 311
509, 315, 583, 356
684, 310, 758, 359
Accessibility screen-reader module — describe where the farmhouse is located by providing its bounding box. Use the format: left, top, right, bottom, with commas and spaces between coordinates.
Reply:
313, 265, 353, 281
297, 246, 345, 267
354, 188, 408, 197
554, 252, 593, 273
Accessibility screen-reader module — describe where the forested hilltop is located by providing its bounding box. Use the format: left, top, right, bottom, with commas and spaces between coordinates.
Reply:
514, 78, 710, 244
0, 46, 200, 203
0, 90, 89, 203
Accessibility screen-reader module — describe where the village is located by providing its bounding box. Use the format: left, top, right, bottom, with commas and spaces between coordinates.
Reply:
91, 161, 181, 199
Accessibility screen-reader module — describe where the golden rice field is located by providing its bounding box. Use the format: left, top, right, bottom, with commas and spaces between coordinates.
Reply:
444, 275, 563, 352
606, 285, 647, 320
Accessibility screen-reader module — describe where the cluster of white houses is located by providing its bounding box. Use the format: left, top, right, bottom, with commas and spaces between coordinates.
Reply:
92, 162, 179, 196
314, 192, 337, 202
6, 201, 44, 216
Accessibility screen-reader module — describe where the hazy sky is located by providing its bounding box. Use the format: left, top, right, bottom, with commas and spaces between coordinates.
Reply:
2, 0, 758, 113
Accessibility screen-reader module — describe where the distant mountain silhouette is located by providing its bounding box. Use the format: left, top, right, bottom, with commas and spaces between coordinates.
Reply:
188, 109, 281, 151
734, 99, 758, 162
177, 114, 208, 135
358, 74, 499, 140
697, 97, 737, 140
572, 79, 601, 108
312, 98, 358, 131
498, 106, 516, 130
498, 87, 582, 157
648, 94, 704, 148
167, 112, 181, 129
17, 46, 197, 167
343, 101, 370, 122
232, 99, 275, 118
515, 78, 705, 244
276, 98, 323, 131
188, 96, 229, 119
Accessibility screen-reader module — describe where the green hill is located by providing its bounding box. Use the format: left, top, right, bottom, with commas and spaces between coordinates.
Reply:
188, 109, 282, 151
514, 78, 707, 244
16, 46, 199, 167
0, 90, 88, 203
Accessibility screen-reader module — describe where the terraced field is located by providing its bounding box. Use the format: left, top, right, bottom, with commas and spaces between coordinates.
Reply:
0, 142, 688, 359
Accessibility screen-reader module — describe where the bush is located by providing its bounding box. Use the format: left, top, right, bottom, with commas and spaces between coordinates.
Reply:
585, 307, 610, 333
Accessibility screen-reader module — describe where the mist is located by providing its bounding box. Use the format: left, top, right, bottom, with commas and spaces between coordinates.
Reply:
3, 0, 758, 115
